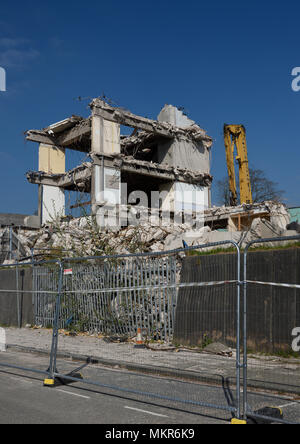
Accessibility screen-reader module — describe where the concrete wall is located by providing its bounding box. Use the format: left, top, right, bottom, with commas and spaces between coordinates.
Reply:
174, 182, 209, 212
158, 104, 196, 128
0, 214, 40, 229
39, 144, 65, 174
41, 185, 65, 225
159, 182, 209, 215
39, 143, 66, 224
157, 138, 210, 174
157, 105, 211, 175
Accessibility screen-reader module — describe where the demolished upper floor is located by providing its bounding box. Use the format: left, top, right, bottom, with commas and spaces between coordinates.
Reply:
26, 99, 213, 177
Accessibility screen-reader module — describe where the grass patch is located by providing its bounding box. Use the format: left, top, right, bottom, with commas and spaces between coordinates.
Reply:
186, 242, 300, 256
248, 348, 300, 360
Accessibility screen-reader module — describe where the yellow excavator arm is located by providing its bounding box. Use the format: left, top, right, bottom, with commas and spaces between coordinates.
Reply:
224, 124, 253, 206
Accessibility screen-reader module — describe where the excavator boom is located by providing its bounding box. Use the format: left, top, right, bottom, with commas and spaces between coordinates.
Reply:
224, 124, 253, 205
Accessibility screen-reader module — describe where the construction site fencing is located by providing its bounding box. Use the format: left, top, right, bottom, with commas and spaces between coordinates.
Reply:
0, 236, 300, 423
55, 254, 176, 340
0, 258, 62, 380
242, 235, 300, 424
46, 240, 242, 421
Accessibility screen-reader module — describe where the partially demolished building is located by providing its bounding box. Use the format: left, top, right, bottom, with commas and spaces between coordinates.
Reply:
26, 100, 213, 227
0, 98, 292, 263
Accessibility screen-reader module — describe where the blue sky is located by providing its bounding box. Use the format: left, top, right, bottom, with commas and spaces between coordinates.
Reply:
0, 0, 299, 214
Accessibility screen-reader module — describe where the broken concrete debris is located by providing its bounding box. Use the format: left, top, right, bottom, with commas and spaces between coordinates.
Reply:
203, 342, 233, 358
0, 200, 294, 264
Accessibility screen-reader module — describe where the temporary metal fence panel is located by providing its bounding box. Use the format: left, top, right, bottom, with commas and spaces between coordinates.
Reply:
33, 263, 61, 328
46, 241, 242, 421
4, 237, 300, 423
0, 259, 62, 381
243, 235, 300, 424
61, 254, 177, 341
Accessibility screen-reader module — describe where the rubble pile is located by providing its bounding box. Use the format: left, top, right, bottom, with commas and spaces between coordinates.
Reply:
0, 202, 297, 264
2, 219, 204, 260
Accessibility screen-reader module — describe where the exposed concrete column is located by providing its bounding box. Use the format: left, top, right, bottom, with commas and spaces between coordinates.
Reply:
91, 115, 121, 228
38, 144, 65, 225
91, 114, 121, 156
157, 105, 212, 220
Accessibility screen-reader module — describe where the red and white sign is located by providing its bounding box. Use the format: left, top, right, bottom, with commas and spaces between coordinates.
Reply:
64, 269, 73, 276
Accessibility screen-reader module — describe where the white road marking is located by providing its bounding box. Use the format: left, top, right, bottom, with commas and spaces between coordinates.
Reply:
124, 406, 168, 418
7, 375, 33, 385
55, 389, 90, 399
277, 401, 299, 409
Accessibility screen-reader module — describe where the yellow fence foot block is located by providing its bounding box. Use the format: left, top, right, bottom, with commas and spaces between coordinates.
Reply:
44, 379, 55, 387
231, 418, 247, 424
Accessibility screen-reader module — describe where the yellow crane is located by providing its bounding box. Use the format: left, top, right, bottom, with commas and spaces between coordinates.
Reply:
223, 124, 253, 206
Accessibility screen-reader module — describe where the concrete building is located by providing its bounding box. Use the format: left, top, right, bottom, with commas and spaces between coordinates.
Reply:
24, 98, 291, 241
26, 99, 213, 227
0, 100, 294, 264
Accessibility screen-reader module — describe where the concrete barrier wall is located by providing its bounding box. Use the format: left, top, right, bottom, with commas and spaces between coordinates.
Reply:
0, 268, 34, 327
174, 248, 300, 353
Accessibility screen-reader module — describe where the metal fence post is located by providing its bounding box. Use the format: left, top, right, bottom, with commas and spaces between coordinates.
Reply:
9, 227, 13, 261
15, 259, 21, 328
243, 235, 300, 423
235, 244, 241, 420
243, 244, 249, 420
45, 260, 63, 386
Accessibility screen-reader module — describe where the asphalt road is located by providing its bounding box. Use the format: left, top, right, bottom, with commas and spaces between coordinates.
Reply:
0, 351, 299, 425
